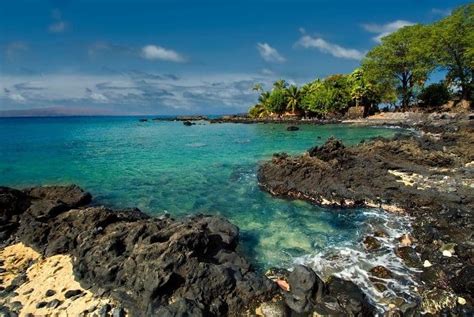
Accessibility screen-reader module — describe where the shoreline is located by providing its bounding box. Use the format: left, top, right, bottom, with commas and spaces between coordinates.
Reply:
258, 112, 473, 315
1, 186, 381, 316
1, 112, 472, 316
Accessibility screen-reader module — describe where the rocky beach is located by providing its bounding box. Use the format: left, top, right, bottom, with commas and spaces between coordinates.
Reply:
1, 185, 379, 316
258, 112, 474, 315
0, 112, 472, 316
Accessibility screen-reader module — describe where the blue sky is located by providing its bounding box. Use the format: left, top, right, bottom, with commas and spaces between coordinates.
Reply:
0, 0, 468, 115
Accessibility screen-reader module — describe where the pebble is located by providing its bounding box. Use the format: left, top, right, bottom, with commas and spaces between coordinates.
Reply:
457, 297, 466, 305
35, 301, 48, 309
45, 289, 56, 297
64, 289, 83, 299
423, 260, 432, 267
442, 250, 452, 257
47, 299, 62, 309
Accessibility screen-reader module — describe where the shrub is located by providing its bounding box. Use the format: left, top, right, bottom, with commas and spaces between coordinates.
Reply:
418, 83, 451, 107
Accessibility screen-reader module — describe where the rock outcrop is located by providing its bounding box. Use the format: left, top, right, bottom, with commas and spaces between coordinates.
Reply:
258, 116, 474, 315
0, 185, 276, 316
0, 185, 380, 316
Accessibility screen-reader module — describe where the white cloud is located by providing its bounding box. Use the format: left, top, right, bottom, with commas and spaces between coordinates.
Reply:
295, 35, 365, 60
141, 45, 185, 62
87, 90, 108, 102
256, 43, 286, 63
3, 89, 26, 102
0, 72, 280, 113
362, 20, 415, 42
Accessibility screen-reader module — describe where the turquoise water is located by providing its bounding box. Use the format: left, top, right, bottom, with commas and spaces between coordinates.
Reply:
0, 117, 401, 269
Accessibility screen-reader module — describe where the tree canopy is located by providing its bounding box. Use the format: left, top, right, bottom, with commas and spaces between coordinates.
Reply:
248, 3, 473, 118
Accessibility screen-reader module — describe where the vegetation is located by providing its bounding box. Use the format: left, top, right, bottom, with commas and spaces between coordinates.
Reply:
362, 24, 435, 109
249, 3, 473, 118
418, 83, 451, 107
431, 5, 474, 101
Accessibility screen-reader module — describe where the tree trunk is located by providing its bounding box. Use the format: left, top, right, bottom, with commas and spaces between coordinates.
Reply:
401, 73, 409, 109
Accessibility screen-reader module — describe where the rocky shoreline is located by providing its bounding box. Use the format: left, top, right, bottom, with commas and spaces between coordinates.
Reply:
1, 185, 379, 316
1, 112, 473, 316
258, 112, 474, 315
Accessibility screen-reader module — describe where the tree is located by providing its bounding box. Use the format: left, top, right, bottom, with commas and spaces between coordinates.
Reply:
300, 75, 351, 116
249, 104, 269, 118
418, 82, 451, 107
349, 68, 385, 115
267, 89, 287, 115
252, 83, 264, 93
431, 4, 474, 101
249, 91, 271, 118
273, 79, 288, 90
285, 85, 301, 113
362, 24, 435, 108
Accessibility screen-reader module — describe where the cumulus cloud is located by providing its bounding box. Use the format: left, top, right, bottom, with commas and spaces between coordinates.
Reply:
295, 35, 365, 60
85, 88, 108, 102
256, 43, 286, 63
3, 88, 26, 102
0, 71, 279, 114
141, 45, 185, 62
362, 20, 415, 42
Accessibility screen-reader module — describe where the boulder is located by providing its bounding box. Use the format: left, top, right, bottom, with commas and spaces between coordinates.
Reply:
1, 185, 276, 315
323, 276, 375, 316
284, 265, 323, 313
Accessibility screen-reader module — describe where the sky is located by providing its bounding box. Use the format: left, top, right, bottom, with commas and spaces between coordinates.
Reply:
0, 0, 469, 115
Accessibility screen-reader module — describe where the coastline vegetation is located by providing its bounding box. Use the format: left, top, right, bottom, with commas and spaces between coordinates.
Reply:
249, 3, 473, 118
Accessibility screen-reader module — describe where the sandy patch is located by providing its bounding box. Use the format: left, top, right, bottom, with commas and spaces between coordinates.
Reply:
1, 243, 118, 316
0, 242, 40, 288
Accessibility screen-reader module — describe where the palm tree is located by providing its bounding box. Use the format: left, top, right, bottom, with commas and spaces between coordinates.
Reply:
252, 83, 263, 93
286, 85, 301, 113
273, 79, 288, 90
258, 91, 271, 107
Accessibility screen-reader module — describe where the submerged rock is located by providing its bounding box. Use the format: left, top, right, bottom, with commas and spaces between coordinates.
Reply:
363, 236, 381, 251
286, 126, 299, 131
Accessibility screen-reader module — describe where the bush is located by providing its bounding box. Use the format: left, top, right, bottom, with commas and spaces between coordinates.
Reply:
418, 83, 450, 107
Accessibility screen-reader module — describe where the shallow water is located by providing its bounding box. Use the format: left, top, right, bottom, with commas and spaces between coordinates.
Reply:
0, 117, 416, 308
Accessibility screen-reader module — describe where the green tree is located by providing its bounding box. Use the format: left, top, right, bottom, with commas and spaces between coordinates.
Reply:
252, 83, 264, 93
300, 75, 351, 116
285, 85, 301, 113
267, 89, 287, 115
248, 91, 271, 118
418, 82, 451, 107
273, 79, 288, 90
431, 4, 474, 101
362, 24, 435, 108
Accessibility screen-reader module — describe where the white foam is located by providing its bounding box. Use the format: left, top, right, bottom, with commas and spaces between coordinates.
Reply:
293, 209, 419, 313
